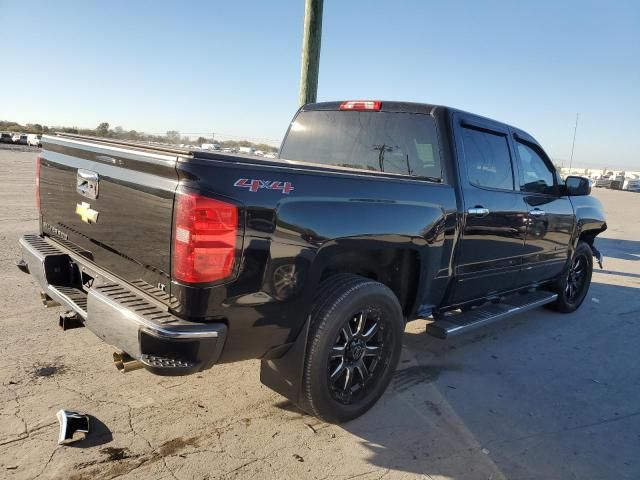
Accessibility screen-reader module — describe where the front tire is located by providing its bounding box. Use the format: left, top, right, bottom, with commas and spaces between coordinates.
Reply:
301, 274, 404, 423
548, 241, 593, 313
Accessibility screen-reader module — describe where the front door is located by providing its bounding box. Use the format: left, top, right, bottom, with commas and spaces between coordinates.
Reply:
512, 135, 574, 283
452, 115, 529, 304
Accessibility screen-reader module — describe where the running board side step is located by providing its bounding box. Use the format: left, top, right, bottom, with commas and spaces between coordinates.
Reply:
426, 290, 558, 339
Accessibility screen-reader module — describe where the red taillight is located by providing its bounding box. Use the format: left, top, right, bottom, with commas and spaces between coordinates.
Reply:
172, 191, 238, 284
35, 155, 41, 213
339, 100, 382, 111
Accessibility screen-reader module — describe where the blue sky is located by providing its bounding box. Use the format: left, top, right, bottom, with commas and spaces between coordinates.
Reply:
1, 0, 638, 168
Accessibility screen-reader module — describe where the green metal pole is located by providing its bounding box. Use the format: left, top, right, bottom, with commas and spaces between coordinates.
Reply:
299, 0, 324, 106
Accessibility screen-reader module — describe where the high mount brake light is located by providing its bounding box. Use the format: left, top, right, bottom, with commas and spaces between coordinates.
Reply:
339, 100, 382, 111
172, 191, 238, 284
35, 156, 41, 213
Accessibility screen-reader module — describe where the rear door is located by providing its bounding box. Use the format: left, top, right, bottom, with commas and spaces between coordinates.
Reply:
451, 114, 529, 303
511, 134, 574, 283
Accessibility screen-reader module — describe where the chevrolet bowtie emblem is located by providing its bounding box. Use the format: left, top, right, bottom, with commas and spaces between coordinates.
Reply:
75, 202, 99, 224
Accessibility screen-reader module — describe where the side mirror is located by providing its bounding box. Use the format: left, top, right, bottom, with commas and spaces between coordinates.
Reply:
565, 175, 591, 196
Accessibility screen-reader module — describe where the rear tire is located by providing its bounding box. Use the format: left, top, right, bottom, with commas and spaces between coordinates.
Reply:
301, 274, 404, 423
548, 241, 593, 313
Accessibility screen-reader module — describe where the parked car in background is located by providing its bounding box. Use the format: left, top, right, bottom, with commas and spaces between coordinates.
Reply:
624, 178, 640, 192
201, 143, 221, 151
0, 132, 13, 143
27, 134, 42, 147
609, 172, 627, 190
238, 146, 255, 154
595, 176, 612, 188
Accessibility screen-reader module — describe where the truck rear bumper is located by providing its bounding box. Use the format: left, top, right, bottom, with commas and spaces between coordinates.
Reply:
18, 234, 227, 376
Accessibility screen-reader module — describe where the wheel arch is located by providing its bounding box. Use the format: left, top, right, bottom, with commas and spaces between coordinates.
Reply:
311, 239, 422, 318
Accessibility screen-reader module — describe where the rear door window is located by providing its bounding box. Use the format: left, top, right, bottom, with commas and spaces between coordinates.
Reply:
460, 127, 514, 190
280, 110, 442, 179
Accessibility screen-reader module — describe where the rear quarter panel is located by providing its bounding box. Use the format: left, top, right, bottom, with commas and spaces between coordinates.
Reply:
174, 158, 458, 361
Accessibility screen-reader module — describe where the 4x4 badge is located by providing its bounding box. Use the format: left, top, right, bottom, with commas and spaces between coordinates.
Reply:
234, 178, 294, 194
76, 202, 99, 224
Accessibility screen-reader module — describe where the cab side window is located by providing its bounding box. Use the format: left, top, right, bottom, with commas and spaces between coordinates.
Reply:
460, 126, 514, 190
516, 142, 555, 195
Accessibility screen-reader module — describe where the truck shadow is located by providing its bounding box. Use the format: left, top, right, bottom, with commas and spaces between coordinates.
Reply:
337, 280, 640, 479
595, 237, 640, 261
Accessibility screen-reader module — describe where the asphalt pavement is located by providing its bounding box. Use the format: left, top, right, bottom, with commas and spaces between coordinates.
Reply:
1, 150, 638, 479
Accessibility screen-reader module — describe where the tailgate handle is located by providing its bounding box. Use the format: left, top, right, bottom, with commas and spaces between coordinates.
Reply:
76, 169, 99, 200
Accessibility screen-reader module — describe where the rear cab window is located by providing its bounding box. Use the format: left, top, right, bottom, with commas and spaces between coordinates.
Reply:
280, 110, 443, 180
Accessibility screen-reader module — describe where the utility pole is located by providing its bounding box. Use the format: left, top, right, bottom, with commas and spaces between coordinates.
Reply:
568, 113, 579, 172
299, 0, 324, 106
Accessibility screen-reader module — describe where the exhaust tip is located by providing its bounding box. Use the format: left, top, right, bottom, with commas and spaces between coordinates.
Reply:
113, 352, 143, 373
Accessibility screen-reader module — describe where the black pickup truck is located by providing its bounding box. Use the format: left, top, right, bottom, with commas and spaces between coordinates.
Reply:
18, 100, 606, 422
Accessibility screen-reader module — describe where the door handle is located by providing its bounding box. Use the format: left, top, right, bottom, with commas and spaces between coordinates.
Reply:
530, 209, 546, 217
467, 207, 490, 217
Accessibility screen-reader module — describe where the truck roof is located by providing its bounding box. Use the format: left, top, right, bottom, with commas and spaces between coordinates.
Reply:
303, 100, 441, 115
302, 101, 538, 145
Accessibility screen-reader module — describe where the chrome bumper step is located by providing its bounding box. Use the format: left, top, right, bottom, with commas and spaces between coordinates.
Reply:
18, 234, 227, 375
426, 290, 558, 339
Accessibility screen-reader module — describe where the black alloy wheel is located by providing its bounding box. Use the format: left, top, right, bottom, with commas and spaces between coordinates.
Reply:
548, 240, 593, 313
565, 254, 588, 303
327, 308, 388, 405
301, 274, 404, 423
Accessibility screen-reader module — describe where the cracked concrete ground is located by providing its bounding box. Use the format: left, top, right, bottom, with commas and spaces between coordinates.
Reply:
1, 150, 639, 479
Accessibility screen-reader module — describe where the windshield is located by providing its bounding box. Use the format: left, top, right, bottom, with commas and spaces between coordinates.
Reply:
280, 110, 442, 179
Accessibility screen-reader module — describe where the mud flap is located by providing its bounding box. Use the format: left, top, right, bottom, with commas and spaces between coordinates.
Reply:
259, 316, 311, 406
590, 244, 604, 269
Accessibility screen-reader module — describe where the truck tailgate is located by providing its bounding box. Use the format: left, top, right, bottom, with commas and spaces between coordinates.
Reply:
39, 135, 179, 300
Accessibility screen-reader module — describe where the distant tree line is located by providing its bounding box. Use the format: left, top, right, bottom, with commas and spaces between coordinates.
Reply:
0, 120, 278, 152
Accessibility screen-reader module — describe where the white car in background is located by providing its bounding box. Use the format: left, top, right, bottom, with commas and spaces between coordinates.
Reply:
201, 143, 220, 151
27, 134, 42, 147
623, 177, 640, 192
12, 134, 28, 145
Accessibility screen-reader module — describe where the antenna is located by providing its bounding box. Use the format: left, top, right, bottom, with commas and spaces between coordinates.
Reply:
568, 113, 579, 171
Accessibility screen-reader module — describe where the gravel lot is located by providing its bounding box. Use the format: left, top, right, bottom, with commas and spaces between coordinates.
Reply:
1, 150, 638, 480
